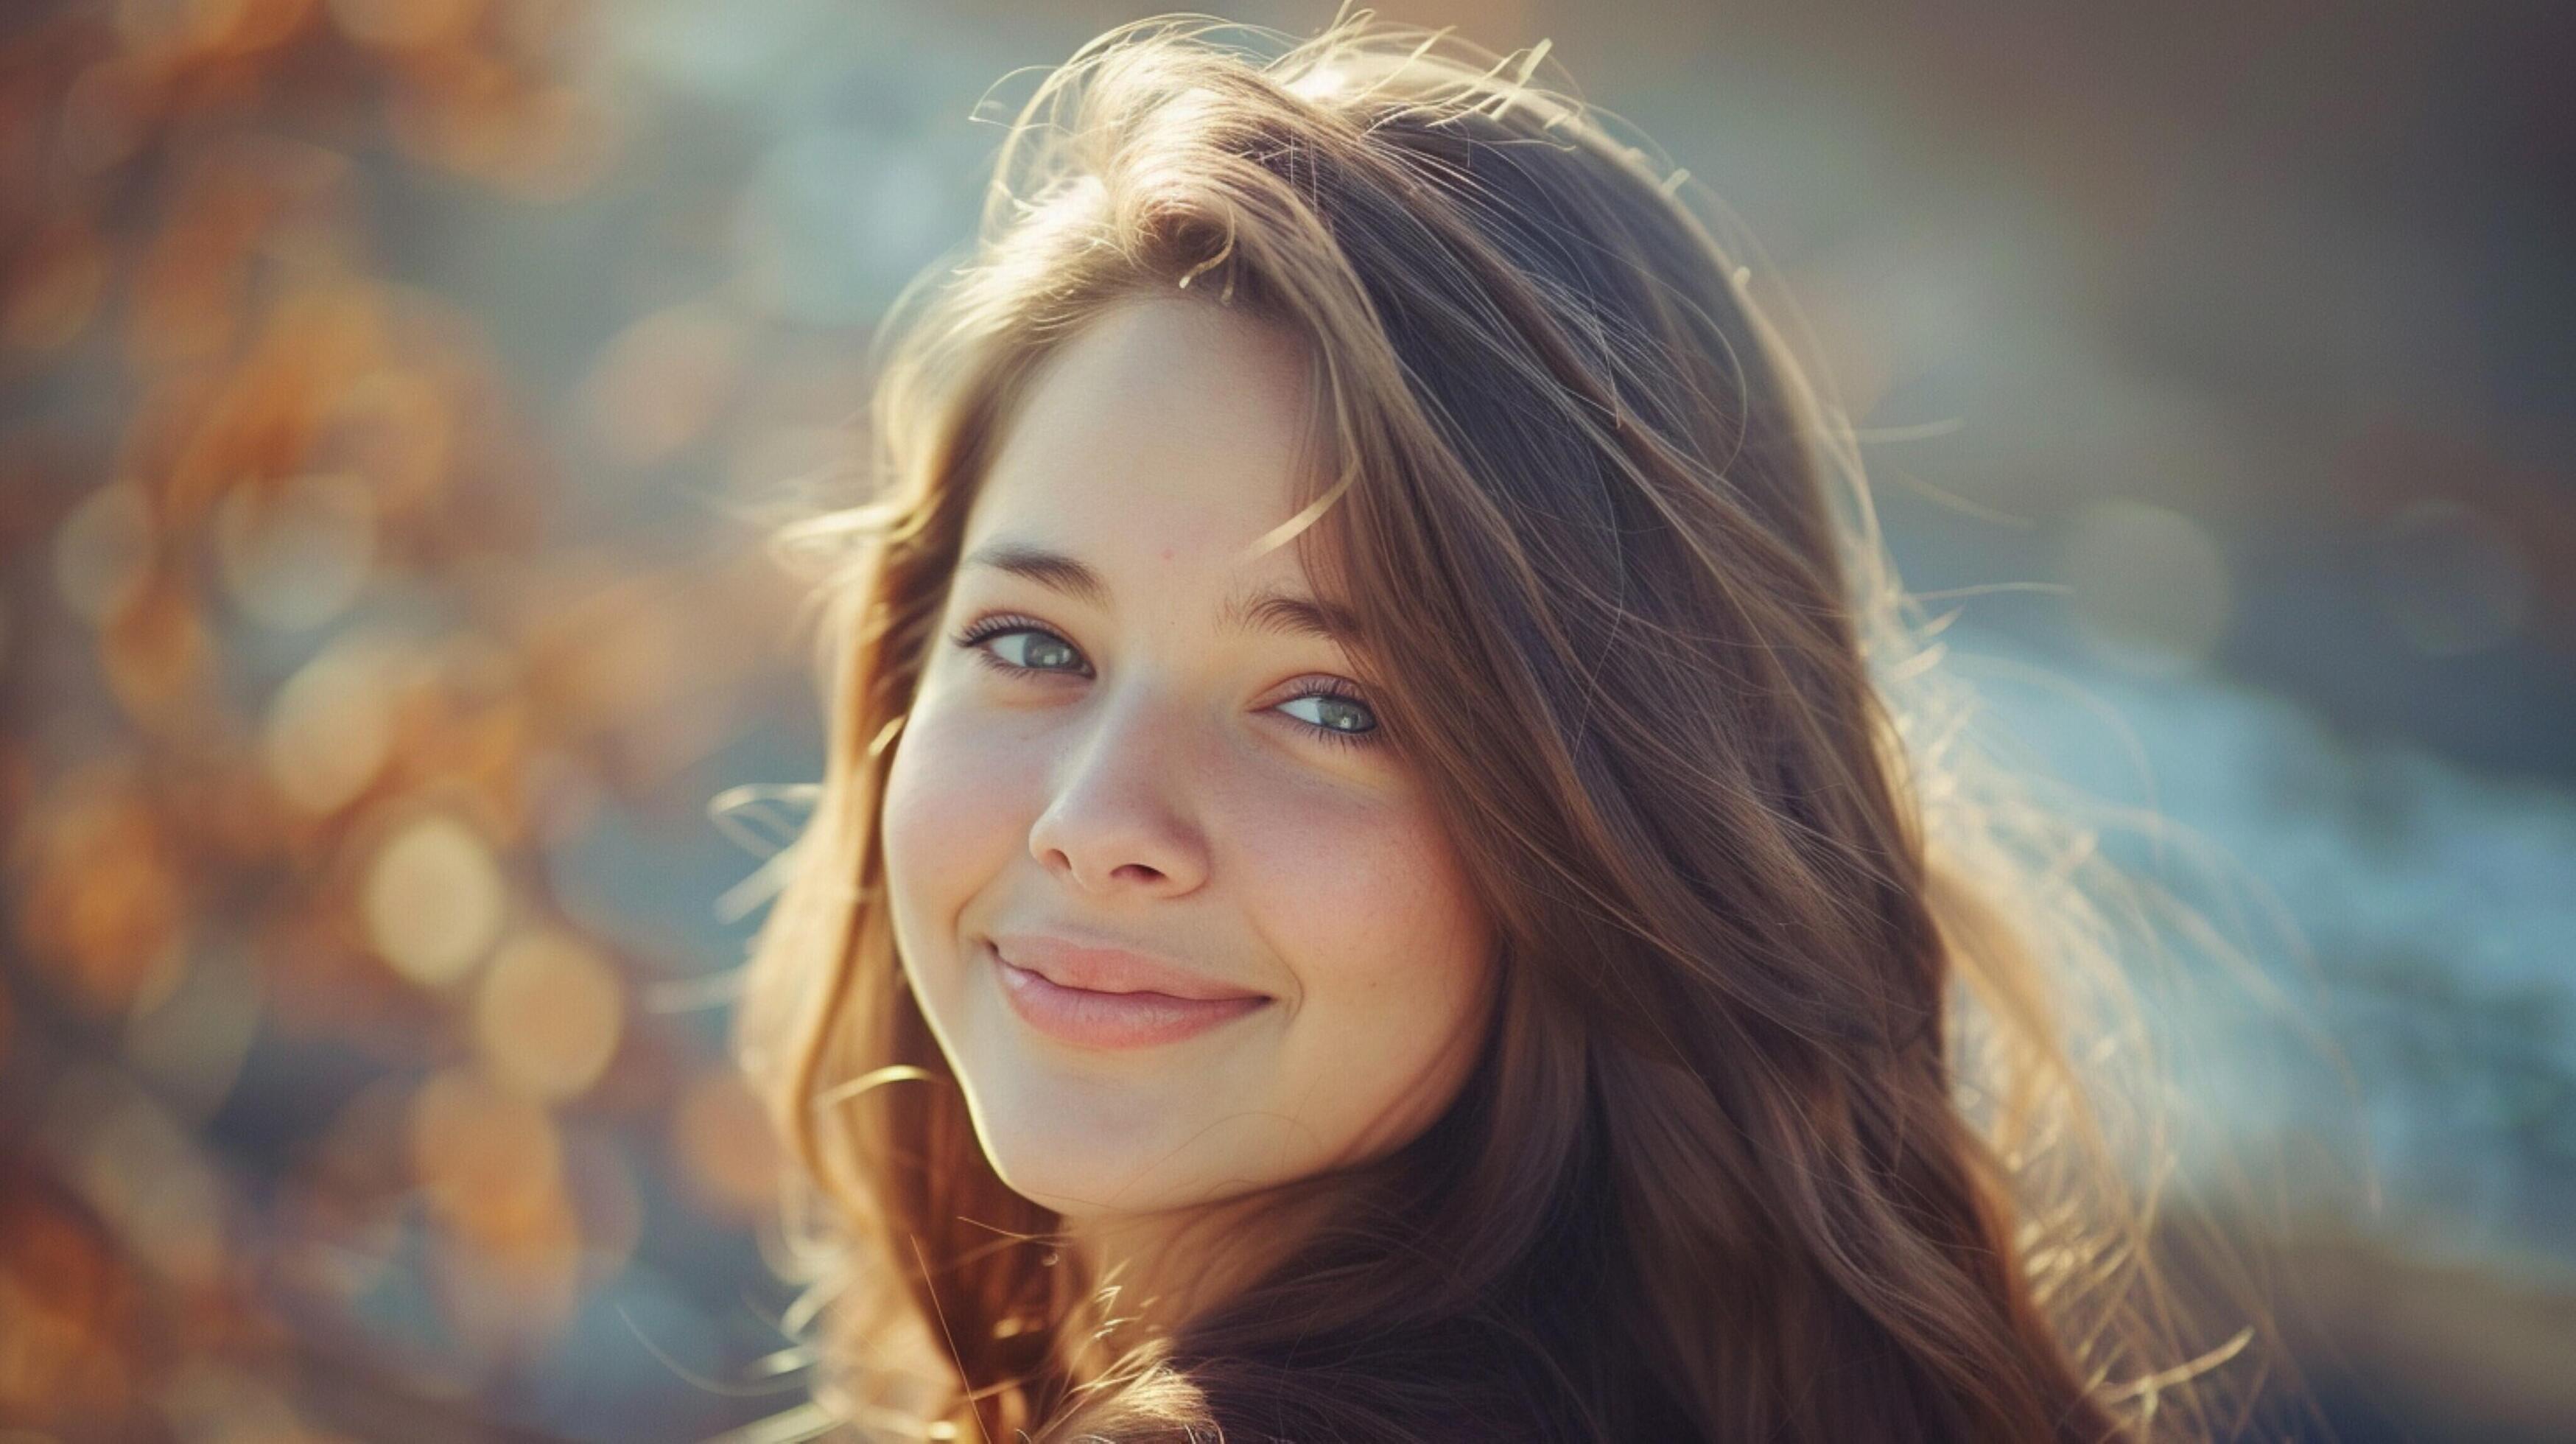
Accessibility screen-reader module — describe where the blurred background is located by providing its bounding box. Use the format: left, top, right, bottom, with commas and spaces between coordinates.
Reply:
1, 0, 2569, 1439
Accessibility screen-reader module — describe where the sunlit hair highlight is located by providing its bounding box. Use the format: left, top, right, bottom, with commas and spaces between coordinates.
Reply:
730, 10, 2273, 1440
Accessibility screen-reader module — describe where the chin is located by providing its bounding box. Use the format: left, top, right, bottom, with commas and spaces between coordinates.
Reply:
971, 1116, 1136, 1215
960, 1068, 1296, 1217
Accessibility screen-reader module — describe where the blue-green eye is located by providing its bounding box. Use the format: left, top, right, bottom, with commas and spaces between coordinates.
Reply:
964, 621, 1086, 674
1275, 686, 1379, 747
949, 614, 1383, 751
952, 613, 1089, 675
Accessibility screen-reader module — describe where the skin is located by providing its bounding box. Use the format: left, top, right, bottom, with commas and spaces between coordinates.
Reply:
877, 295, 1496, 1314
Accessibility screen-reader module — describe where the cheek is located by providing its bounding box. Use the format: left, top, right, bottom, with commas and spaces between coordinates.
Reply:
877, 684, 1036, 956
1263, 813, 1487, 986
1234, 778, 1495, 1133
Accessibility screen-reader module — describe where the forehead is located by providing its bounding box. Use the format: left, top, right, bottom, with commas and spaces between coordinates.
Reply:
966, 296, 1329, 579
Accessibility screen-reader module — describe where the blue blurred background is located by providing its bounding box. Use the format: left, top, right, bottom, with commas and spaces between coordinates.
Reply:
2, 1, 2569, 1439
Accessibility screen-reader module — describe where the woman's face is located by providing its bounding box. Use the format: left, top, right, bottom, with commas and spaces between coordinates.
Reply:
878, 295, 1497, 1222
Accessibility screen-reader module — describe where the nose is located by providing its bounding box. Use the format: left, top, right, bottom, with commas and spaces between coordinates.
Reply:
1025, 681, 1210, 899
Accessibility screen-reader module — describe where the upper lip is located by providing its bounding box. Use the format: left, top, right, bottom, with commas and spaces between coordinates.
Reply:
988, 930, 1268, 1002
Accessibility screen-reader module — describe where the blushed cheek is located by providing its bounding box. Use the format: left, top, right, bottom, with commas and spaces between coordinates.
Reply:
879, 694, 1031, 979
1243, 786, 1496, 1143
1283, 801, 1488, 1001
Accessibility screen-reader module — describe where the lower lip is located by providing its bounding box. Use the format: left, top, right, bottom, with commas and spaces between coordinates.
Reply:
988, 943, 1269, 1050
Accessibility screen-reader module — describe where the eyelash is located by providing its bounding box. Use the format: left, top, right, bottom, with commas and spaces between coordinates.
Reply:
948, 611, 1383, 752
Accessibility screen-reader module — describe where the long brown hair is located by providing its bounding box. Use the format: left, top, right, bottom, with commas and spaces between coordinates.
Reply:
732, 12, 2260, 1440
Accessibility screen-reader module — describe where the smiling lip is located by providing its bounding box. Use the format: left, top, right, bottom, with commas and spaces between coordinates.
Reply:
986, 934, 1269, 1050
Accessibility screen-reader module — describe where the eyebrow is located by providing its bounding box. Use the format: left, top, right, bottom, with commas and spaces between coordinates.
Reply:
959, 540, 1364, 647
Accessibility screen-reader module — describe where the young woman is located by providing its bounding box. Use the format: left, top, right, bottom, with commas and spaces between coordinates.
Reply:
733, 13, 2252, 1441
